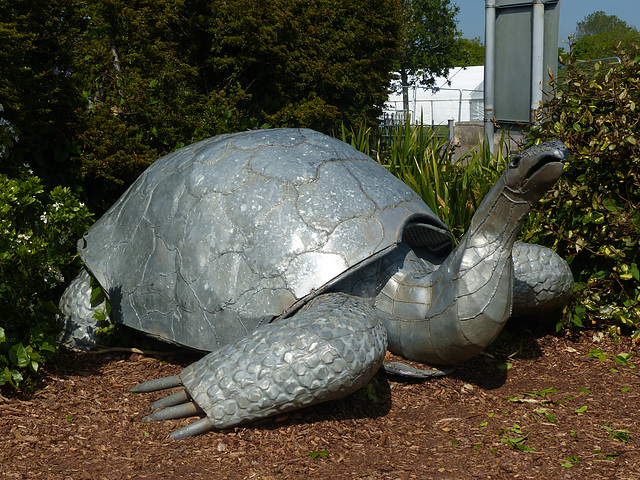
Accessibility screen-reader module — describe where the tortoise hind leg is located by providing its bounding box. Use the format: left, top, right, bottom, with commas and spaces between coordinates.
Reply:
512, 242, 574, 318
58, 268, 108, 350
132, 293, 387, 439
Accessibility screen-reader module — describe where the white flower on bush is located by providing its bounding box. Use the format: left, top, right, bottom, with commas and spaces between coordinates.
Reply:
0, 104, 19, 159
44, 266, 65, 286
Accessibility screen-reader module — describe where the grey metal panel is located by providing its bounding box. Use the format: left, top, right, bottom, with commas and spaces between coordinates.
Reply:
495, 6, 533, 122
493, 1, 561, 123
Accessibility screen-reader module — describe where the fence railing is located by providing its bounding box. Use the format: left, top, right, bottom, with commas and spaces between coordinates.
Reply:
383, 88, 484, 128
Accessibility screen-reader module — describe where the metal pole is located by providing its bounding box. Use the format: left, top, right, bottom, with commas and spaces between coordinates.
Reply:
448, 118, 455, 144
484, 0, 496, 154
531, 0, 545, 123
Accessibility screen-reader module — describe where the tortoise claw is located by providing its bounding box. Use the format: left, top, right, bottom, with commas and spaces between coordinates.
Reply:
148, 389, 190, 410
142, 402, 203, 422
130, 375, 182, 393
133, 374, 210, 436
383, 361, 455, 378
168, 418, 215, 440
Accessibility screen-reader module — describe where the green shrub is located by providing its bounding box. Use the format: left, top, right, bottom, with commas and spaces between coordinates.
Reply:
527, 44, 640, 336
0, 171, 93, 389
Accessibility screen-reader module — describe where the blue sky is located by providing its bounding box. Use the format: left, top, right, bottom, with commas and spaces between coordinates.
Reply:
453, 0, 640, 45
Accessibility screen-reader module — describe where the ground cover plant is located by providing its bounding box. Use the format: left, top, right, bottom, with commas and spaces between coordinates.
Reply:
0, 109, 93, 388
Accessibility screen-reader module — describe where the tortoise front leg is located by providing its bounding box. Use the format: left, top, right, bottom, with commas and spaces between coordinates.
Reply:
131, 293, 387, 439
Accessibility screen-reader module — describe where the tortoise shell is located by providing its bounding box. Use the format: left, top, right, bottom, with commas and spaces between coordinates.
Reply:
80, 129, 454, 350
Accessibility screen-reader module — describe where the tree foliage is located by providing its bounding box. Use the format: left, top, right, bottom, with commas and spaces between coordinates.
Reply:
396, 0, 460, 110
0, 0, 85, 184
572, 11, 640, 60
195, 0, 401, 130
451, 37, 484, 67
68, 0, 252, 209
527, 44, 640, 336
0, 0, 401, 211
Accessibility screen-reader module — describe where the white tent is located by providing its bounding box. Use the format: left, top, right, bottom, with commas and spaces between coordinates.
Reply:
384, 66, 484, 126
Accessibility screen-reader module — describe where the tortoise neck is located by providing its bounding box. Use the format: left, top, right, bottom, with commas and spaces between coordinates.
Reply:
380, 179, 536, 365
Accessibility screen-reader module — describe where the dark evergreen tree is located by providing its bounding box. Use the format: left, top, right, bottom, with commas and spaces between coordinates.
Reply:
1, 0, 402, 210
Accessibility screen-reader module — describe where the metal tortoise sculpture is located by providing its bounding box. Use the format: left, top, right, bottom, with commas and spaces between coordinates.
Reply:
59, 128, 573, 439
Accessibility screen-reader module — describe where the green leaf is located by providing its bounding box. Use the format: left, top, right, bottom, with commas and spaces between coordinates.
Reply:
561, 456, 580, 467
630, 264, 640, 281
0, 367, 10, 385
9, 343, 30, 368
570, 313, 585, 328
512, 440, 534, 452
90, 286, 103, 304
614, 353, 634, 365
309, 451, 329, 458
38, 341, 56, 354
528, 387, 557, 397
11, 369, 23, 384
602, 426, 630, 443
575, 406, 588, 413
588, 349, 607, 361
38, 300, 63, 315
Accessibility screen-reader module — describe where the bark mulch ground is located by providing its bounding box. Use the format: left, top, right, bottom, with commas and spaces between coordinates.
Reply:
1, 328, 638, 480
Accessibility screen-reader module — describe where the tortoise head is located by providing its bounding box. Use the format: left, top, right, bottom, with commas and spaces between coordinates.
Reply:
467, 140, 568, 235
504, 140, 568, 205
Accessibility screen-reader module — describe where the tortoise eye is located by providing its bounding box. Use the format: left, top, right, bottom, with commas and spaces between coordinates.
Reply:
510, 155, 521, 168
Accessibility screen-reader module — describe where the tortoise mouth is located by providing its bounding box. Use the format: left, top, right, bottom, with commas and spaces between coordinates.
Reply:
521, 154, 565, 187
